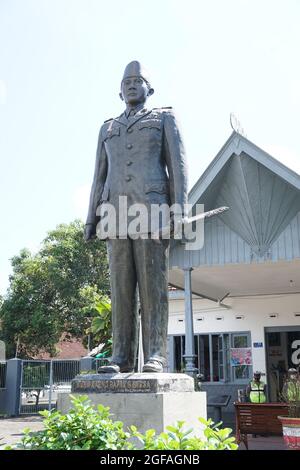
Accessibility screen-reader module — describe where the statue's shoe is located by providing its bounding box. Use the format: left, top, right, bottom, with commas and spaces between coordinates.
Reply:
120, 366, 135, 373
97, 363, 134, 373
98, 363, 120, 373
142, 359, 164, 373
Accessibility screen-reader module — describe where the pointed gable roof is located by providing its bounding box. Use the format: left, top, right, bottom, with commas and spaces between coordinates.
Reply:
189, 132, 300, 257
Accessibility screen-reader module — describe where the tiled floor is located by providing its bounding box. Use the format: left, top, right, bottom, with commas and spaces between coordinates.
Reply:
0, 416, 44, 448
0, 417, 289, 451
220, 416, 288, 450
239, 435, 287, 450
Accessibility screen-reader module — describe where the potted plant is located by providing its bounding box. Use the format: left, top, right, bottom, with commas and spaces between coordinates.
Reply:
278, 368, 300, 450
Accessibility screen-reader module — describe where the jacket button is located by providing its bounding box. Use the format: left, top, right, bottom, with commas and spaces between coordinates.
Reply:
127, 143, 133, 149
126, 160, 133, 166
125, 176, 131, 182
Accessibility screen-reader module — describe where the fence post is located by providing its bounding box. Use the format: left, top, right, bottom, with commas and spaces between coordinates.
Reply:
80, 356, 93, 373
48, 360, 53, 411
5, 359, 22, 416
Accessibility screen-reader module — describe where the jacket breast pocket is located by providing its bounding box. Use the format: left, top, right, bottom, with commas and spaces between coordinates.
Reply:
145, 181, 168, 194
104, 126, 120, 141
145, 182, 170, 206
138, 120, 161, 132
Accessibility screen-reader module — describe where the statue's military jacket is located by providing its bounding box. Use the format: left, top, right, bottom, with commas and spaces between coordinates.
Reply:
86, 107, 188, 238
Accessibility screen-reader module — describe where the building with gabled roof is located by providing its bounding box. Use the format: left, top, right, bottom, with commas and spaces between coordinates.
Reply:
167, 131, 300, 422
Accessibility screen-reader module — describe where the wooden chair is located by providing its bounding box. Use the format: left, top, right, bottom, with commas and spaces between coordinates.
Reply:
234, 402, 289, 450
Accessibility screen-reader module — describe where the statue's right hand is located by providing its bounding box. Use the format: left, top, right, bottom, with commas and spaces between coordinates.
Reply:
84, 224, 96, 242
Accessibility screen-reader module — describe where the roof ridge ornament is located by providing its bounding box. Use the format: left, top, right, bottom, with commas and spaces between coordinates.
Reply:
230, 112, 247, 138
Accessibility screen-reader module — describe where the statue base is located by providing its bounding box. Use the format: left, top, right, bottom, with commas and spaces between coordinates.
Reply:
57, 373, 207, 436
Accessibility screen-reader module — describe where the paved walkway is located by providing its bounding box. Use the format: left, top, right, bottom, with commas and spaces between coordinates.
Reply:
0, 416, 44, 448
239, 436, 287, 450
0, 417, 288, 450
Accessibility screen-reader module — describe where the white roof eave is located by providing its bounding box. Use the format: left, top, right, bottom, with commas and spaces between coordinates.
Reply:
189, 131, 300, 207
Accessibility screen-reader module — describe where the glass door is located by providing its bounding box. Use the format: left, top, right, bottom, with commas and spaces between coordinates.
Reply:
217, 334, 230, 382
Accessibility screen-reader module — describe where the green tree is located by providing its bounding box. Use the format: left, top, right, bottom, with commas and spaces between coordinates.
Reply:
23, 364, 49, 407
87, 296, 112, 345
0, 220, 110, 358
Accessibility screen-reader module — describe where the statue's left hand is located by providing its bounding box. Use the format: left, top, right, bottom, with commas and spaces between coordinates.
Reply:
84, 224, 96, 242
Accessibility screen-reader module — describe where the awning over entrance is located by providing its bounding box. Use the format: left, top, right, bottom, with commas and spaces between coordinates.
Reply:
169, 259, 300, 303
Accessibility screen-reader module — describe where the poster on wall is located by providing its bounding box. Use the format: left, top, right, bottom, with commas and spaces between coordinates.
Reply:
230, 347, 252, 366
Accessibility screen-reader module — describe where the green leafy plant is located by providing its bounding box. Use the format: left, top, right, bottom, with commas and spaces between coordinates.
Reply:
86, 297, 112, 353
5, 395, 237, 451
131, 418, 237, 450
7, 395, 132, 450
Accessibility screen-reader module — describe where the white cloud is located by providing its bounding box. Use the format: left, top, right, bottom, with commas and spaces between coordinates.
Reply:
73, 184, 90, 218
264, 144, 300, 175
26, 241, 42, 255
0, 80, 7, 104
288, 80, 300, 107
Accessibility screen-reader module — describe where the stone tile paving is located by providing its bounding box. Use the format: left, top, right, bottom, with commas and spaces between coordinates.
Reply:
0, 416, 44, 448
239, 436, 287, 450
0, 417, 288, 451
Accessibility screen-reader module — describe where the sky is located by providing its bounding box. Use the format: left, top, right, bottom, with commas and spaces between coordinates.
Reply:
1, 0, 300, 294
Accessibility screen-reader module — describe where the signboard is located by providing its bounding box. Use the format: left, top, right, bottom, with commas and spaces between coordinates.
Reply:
230, 347, 252, 366
253, 342, 263, 348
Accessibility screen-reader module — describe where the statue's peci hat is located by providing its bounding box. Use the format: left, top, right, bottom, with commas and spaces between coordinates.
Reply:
121, 61, 151, 87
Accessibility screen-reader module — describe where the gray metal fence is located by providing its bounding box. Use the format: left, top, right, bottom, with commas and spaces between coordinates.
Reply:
91, 358, 109, 371
19, 359, 80, 414
0, 362, 6, 389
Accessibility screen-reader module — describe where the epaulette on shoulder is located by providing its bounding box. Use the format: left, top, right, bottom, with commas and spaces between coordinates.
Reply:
104, 117, 113, 123
153, 107, 173, 111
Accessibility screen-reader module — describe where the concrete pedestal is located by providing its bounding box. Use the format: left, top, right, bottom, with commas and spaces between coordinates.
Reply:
57, 373, 207, 436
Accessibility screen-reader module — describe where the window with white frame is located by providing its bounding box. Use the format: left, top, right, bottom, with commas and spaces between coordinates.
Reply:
173, 332, 252, 383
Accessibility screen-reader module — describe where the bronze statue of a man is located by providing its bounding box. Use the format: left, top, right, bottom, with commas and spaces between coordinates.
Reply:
84, 61, 187, 373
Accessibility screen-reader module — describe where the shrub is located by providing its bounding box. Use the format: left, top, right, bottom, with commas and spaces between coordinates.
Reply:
131, 418, 238, 450
9, 395, 132, 450
5, 395, 237, 450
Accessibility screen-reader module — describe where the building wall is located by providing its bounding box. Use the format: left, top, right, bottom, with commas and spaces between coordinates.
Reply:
168, 292, 300, 377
